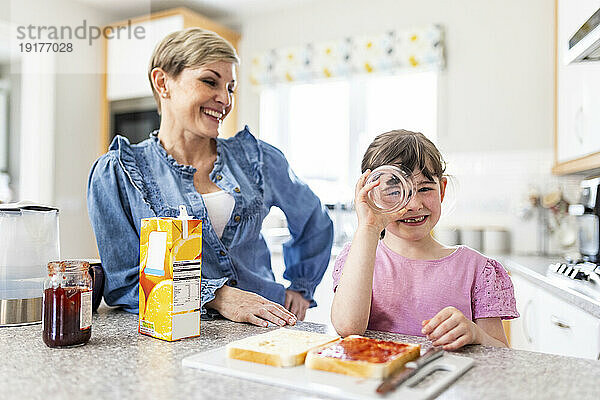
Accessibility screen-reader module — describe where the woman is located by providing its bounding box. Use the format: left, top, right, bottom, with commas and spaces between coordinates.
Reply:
87, 28, 333, 326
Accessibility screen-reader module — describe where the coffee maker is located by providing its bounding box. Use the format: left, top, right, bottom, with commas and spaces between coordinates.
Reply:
571, 177, 600, 263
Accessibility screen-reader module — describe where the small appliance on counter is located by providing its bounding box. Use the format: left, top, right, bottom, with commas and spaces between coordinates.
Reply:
0, 202, 60, 326
569, 176, 600, 263
547, 177, 600, 300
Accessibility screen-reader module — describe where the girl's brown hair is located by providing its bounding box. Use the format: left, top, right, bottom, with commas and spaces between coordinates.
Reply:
361, 129, 446, 180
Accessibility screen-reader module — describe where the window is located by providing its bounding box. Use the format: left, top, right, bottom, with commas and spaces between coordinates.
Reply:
259, 71, 438, 205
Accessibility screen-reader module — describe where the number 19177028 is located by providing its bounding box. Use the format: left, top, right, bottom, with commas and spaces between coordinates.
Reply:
19, 42, 73, 52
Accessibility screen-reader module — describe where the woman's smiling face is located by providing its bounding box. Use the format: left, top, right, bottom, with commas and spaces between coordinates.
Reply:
385, 169, 447, 242
163, 61, 237, 138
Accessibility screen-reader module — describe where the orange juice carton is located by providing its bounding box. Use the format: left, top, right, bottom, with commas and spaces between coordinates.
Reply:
139, 205, 202, 341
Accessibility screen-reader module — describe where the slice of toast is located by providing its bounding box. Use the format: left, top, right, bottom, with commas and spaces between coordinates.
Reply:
226, 328, 340, 367
305, 335, 420, 379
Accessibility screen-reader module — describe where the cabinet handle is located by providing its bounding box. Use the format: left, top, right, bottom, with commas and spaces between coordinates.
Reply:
550, 315, 571, 330
523, 299, 534, 343
574, 106, 584, 145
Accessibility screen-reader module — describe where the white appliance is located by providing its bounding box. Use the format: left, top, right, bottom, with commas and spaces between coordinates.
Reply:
565, 7, 600, 64
0, 202, 60, 326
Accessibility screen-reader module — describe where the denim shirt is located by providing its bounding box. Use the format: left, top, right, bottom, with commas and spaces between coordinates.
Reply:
87, 127, 333, 314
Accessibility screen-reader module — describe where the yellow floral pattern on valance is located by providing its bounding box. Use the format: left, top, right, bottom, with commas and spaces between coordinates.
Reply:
250, 25, 444, 86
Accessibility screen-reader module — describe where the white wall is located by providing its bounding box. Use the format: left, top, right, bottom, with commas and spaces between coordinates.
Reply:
235, 0, 577, 255
237, 0, 555, 153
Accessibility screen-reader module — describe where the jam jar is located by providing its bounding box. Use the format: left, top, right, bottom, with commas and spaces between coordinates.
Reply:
42, 260, 93, 348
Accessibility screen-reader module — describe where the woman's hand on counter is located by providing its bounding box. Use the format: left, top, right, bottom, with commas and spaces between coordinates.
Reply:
285, 290, 310, 321
207, 285, 297, 327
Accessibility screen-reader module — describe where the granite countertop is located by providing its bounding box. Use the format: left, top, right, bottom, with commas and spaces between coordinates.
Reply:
2, 306, 600, 399
500, 255, 600, 318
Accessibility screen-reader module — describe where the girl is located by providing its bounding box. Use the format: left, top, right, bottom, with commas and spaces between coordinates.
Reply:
330, 130, 518, 350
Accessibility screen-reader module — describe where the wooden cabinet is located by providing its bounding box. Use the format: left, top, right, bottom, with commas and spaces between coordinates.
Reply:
106, 14, 184, 101
553, 0, 600, 175
510, 274, 600, 360
100, 8, 241, 152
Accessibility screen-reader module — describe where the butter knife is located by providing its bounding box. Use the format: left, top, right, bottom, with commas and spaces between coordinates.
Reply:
376, 346, 444, 395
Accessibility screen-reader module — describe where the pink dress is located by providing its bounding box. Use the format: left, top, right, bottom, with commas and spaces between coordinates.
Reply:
332, 242, 519, 336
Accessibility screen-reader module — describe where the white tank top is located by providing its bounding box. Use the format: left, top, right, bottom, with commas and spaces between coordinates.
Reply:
201, 190, 235, 239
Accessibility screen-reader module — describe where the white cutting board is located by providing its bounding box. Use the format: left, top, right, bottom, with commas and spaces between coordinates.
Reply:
182, 347, 474, 400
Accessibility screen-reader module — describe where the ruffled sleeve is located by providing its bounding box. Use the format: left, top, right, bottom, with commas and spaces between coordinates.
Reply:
87, 151, 142, 312
472, 259, 520, 320
332, 243, 352, 292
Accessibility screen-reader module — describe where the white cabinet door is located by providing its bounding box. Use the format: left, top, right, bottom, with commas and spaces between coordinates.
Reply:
106, 15, 184, 101
509, 275, 539, 352
536, 289, 600, 360
556, 0, 600, 164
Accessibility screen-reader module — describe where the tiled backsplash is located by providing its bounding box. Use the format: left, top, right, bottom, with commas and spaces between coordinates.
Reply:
437, 149, 582, 255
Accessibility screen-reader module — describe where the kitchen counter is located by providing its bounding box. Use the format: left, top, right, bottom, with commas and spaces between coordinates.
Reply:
501, 255, 600, 318
1, 306, 600, 399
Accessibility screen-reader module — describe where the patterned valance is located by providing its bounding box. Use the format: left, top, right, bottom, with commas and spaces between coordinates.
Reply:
250, 25, 444, 86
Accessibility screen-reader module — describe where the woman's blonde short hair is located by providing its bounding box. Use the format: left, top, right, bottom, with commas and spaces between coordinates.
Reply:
148, 28, 240, 113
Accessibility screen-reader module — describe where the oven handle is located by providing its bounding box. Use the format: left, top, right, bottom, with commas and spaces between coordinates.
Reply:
550, 315, 571, 330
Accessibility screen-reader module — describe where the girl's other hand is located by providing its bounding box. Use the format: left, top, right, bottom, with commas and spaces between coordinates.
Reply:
421, 306, 479, 351
354, 170, 406, 233
208, 285, 297, 327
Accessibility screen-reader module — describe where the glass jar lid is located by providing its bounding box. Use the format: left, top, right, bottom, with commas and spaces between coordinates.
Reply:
47, 260, 90, 276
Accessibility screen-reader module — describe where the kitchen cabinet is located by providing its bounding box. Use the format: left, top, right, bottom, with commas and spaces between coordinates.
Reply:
510, 274, 600, 359
553, 0, 600, 175
536, 288, 600, 359
510, 274, 540, 352
100, 8, 240, 152
106, 15, 183, 101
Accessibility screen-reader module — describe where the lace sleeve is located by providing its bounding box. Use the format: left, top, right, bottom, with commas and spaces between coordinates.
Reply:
472, 259, 520, 320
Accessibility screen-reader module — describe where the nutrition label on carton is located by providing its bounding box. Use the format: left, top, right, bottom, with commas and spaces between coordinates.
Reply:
173, 261, 201, 313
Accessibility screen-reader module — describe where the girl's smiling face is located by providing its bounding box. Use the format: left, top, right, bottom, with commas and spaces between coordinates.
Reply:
385, 169, 447, 242
162, 61, 237, 138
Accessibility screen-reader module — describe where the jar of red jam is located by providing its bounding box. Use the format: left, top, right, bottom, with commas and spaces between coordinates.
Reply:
42, 260, 92, 348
